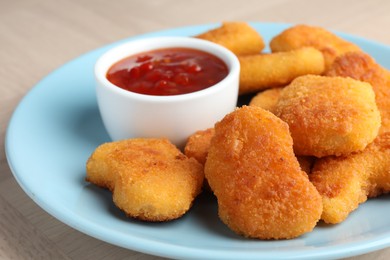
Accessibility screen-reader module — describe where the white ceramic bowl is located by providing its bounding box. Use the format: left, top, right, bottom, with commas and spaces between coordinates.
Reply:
95, 36, 240, 148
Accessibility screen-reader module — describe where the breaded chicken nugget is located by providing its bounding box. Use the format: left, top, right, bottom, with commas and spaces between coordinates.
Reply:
325, 52, 390, 133
239, 47, 324, 95
311, 133, 390, 224
249, 87, 283, 113
270, 24, 361, 68
86, 138, 204, 222
275, 75, 381, 157
196, 22, 265, 55
310, 52, 390, 224
205, 106, 322, 239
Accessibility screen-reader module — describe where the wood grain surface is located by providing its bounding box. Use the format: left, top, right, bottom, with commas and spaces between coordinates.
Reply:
1, 0, 390, 259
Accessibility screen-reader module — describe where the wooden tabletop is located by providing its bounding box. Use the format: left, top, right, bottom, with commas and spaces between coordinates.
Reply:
2, 0, 390, 259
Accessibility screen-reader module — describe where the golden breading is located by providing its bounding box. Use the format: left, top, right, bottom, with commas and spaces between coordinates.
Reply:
249, 87, 283, 113
185, 126, 314, 175
196, 22, 265, 55
270, 24, 361, 68
204, 106, 322, 239
274, 75, 381, 157
184, 128, 215, 165
249, 87, 324, 174
86, 138, 204, 222
310, 133, 390, 224
239, 47, 325, 95
325, 52, 390, 133
310, 52, 390, 224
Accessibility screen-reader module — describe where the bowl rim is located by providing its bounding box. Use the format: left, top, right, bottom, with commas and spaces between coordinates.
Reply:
94, 36, 240, 103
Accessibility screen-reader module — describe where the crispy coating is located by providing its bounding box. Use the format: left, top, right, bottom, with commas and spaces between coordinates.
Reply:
249, 87, 283, 113
196, 22, 265, 55
325, 52, 390, 133
239, 47, 325, 95
275, 75, 381, 157
184, 128, 215, 191
184, 128, 215, 165
270, 24, 361, 68
204, 106, 322, 239
185, 125, 314, 175
86, 138, 204, 222
311, 133, 390, 224
310, 52, 390, 224
248, 88, 331, 181
249, 88, 318, 174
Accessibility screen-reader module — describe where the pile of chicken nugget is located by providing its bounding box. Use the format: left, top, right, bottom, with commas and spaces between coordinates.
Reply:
86, 22, 390, 240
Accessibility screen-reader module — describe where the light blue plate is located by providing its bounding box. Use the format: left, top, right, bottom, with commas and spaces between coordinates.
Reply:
5, 23, 390, 260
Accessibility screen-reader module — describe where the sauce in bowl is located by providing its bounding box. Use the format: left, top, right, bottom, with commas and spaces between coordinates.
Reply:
106, 48, 228, 96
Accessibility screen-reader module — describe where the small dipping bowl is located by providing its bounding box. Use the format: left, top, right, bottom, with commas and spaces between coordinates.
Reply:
95, 36, 240, 148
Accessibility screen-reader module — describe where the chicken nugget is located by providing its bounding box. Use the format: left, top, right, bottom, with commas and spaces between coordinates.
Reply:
205, 106, 322, 239
270, 24, 361, 68
249, 87, 283, 113
239, 47, 324, 95
311, 133, 390, 224
86, 138, 204, 222
196, 22, 265, 55
325, 51, 390, 133
310, 52, 390, 224
275, 75, 381, 157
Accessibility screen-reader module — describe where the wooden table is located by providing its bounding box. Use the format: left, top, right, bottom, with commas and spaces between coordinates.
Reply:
1, 0, 390, 259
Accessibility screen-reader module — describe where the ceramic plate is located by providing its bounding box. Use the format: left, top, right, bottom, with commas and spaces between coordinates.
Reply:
5, 23, 390, 259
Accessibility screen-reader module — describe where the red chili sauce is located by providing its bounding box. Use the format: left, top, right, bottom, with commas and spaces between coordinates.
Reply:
106, 48, 228, 96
